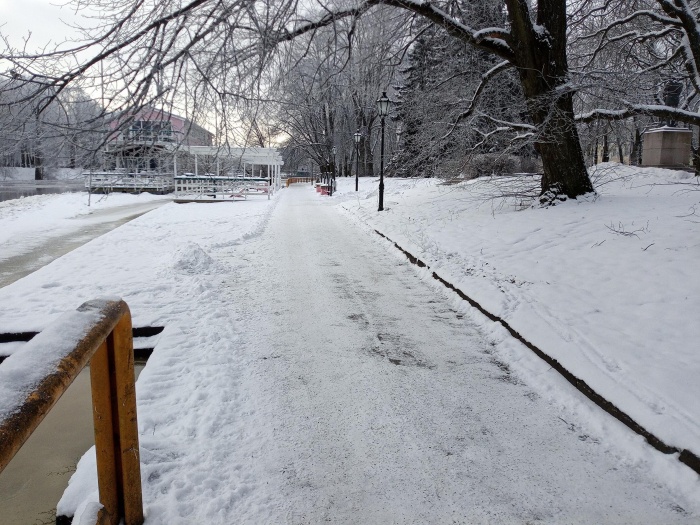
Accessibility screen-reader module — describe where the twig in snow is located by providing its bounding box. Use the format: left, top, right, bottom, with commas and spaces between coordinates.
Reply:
605, 222, 648, 238
642, 243, 655, 251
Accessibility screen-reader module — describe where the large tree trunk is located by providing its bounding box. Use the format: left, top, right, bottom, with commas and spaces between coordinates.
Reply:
506, 0, 594, 199
382, 0, 593, 196
530, 90, 593, 198
602, 131, 610, 162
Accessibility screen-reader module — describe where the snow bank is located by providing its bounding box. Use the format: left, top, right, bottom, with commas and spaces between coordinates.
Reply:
0, 194, 279, 518
0, 191, 172, 263
171, 242, 221, 274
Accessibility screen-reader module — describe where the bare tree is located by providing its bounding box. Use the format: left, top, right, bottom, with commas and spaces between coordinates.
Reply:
0, 77, 103, 177
272, 10, 405, 179
571, 0, 700, 127
391, 2, 533, 179
1, 0, 605, 199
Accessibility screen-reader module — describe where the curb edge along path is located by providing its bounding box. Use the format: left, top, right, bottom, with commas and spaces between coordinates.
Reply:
213, 185, 697, 524
371, 229, 700, 478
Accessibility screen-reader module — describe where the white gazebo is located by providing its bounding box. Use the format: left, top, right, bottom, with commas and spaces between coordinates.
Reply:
178, 146, 282, 182
174, 146, 284, 200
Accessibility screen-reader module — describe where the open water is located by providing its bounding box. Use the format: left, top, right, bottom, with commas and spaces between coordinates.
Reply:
0, 180, 84, 203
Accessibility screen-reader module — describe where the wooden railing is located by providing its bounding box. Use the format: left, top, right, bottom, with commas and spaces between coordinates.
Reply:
286, 176, 314, 187
0, 299, 144, 525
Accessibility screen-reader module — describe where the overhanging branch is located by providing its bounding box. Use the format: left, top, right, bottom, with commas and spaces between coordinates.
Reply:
577, 103, 700, 127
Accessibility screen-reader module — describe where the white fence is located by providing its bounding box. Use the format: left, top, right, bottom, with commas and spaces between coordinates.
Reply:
85, 172, 175, 194
174, 175, 272, 200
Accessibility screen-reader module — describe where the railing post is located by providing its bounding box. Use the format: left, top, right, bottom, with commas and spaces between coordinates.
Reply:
91, 310, 144, 525
91, 341, 120, 523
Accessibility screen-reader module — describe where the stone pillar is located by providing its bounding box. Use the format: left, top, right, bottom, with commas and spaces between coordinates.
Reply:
642, 127, 692, 168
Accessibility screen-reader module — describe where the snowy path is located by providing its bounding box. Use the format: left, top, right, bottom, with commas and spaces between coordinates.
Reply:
193, 185, 696, 523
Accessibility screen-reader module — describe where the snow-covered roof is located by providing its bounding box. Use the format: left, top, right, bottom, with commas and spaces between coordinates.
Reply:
644, 126, 692, 134
182, 146, 283, 165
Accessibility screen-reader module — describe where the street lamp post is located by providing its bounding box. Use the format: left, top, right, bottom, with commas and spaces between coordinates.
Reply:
331, 146, 336, 196
376, 92, 390, 212
353, 130, 361, 192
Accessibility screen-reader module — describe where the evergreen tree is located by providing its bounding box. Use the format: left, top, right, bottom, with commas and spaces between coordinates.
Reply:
390, 2, 526, 178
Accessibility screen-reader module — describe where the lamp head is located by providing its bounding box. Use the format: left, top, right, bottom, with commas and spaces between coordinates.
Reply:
376, 92, 390, 117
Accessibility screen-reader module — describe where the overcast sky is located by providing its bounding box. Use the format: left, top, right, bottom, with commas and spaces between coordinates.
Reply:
0, 0, 93, 50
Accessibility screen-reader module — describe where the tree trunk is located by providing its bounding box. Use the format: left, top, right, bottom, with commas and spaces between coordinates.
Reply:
617, 142, 624, 164
519, 82, 593, 199
602, 132, 610, 162
631, 125, 642, 166
506, 0, 594, 199
34, 150, 43, 180
694, 126, 700, 176
362, 136, 373, 177
592, 135, 599, 164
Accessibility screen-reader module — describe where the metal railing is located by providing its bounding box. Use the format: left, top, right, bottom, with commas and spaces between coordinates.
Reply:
84, 172, 175, 193
0, 299, 144, 525
174, 175, 272, 199
122, 130, 176, 143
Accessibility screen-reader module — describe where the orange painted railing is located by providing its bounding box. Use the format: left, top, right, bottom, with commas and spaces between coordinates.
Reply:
0, 299, 144, 525
286, 176, 314, 187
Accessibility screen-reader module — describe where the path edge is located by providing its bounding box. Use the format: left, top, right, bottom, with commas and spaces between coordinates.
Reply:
373, 228, 700, 477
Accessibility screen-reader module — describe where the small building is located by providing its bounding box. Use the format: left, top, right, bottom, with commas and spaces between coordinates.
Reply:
641, 126, 692, 169
105, 107, 213, 174
86, 107, 211, 193
86, 108, 284, 195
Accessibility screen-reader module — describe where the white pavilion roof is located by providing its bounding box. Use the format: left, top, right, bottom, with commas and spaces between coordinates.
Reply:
182, 146, 283, 166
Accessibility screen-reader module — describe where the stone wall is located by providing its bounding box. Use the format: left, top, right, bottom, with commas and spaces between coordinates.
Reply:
642, 127, 692, 168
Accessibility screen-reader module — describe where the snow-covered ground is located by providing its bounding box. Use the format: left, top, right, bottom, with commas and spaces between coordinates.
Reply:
0, 191, 171, 289
0, 191, 171, 263
336, 164, 700, 461
0, 169, 699, 523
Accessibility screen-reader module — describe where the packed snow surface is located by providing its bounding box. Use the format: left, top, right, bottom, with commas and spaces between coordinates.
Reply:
0, 168, 698, 523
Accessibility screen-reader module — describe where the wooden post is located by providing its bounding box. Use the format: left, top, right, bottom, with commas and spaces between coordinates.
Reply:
91, 342, 120, 524
91, 311, 144, 525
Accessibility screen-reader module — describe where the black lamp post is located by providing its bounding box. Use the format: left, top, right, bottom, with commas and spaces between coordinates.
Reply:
353, 130, 361, 192
376, 91, 390, 211
331, 146, 336, 196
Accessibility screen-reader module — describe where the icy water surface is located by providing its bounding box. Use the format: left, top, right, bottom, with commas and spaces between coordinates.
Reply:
0, 181, 84, 202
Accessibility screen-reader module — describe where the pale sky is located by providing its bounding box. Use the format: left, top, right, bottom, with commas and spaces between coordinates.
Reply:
0, 0, 93, 50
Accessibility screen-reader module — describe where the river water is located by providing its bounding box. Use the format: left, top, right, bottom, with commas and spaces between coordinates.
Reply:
0, 180, 85, 203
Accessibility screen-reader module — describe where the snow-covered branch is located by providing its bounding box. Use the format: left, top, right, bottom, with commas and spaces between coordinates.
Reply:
576, 103, 700, 126
440, 60, 514, 141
